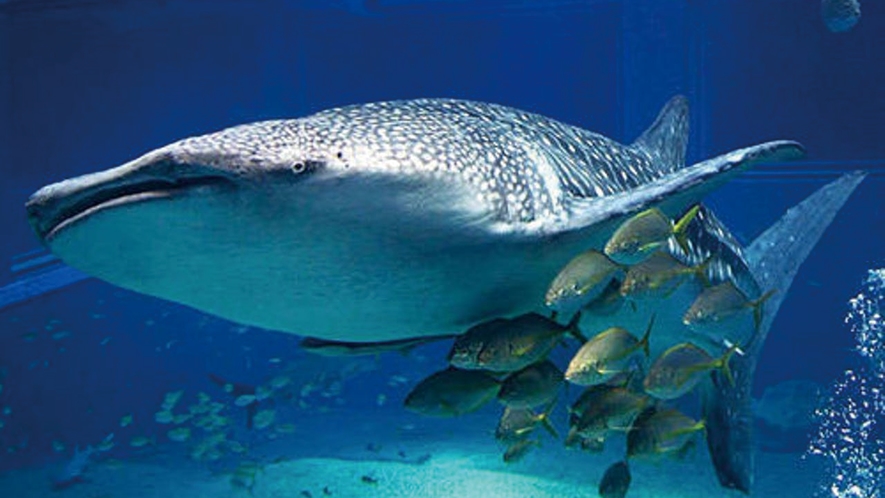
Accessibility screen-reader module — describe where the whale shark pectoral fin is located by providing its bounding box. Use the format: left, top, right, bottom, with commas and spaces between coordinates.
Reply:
632, 95, 690, 173
701, 170, 866, 494
561, 141, 806, 233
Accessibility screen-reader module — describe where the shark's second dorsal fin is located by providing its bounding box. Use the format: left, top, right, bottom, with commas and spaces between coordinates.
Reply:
632, 95, 690, 174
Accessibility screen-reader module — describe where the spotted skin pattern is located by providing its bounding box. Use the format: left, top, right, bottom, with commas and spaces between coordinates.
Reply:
170, 99, 676, 228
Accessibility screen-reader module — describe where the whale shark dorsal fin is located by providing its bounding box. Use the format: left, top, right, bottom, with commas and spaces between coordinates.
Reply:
632, 95, 690, 174
702, 170, 866, 494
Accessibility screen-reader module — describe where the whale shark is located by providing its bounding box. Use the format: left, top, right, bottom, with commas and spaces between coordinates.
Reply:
25, 96, 801, 343
25, 96, 864, 493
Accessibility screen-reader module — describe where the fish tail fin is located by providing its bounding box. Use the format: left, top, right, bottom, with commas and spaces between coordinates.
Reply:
672, 204, 701, 253
620, 368, 639, 389
702, 171, 865, 494
538, 400, 560, 440
566, 311, 587, 343
676, 439, 698, 460
750, 289, 777, 331
540, 418, 559, 440
632, 95, 690, 173
639, 314, 655, 357
665, 419, 706, 440
717, 345, 738, 386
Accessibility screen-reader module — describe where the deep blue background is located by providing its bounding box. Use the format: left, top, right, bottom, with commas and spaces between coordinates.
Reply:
0, 0, 882, 471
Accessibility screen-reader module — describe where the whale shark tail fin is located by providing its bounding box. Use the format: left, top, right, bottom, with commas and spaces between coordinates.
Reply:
702, 170, 866, 494
632, 95, 690, 174
745, 170, 867, 349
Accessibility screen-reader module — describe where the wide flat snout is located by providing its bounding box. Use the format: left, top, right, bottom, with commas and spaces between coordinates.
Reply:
26, 148, 234, 244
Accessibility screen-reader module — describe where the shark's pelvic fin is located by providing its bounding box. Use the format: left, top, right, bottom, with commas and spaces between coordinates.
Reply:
632, 95, 690, 174
702, 170, 866, 494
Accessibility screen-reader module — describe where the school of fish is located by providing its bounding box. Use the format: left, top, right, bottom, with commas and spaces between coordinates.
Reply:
403, 205, 774, 495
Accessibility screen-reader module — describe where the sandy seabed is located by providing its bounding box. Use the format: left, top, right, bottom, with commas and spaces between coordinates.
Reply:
0, 433, 824, 498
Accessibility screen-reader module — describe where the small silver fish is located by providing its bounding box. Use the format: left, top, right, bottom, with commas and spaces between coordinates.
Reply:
605, 205, 700, 265
545, 250, 624, 316
503, 438, 539, 463
565, 318, 653, 386
404, 367, 500, 417
684, 282, 775, 332
626, 407, 705, 459
564, 431, 605, 452
643, 343, 736, 400
570, 386, 651, 440
582, 278, 629, 317
620, 252, 709, 299
498, 360, 563, 409
448, 313, 582, 373
495, 403, 558, 444
569, 384, 611, 422
599, 461, 631, 498
167, 427, 191, 443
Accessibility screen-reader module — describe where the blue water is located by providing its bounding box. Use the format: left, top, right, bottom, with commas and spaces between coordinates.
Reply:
0, 0, 883, 496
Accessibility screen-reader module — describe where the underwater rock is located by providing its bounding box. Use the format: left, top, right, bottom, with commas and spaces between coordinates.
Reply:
50, 446, 94, 490
754, 379, 823, 431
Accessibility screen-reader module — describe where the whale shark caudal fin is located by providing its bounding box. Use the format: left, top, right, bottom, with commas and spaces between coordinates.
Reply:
701, 170, 866, 494
631, 95, 690, 174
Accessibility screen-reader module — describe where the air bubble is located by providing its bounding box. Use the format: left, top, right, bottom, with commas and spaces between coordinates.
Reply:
809, 269, 885, 498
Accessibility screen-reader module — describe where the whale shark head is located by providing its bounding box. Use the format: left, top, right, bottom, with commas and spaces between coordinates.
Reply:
26, 112, 505, 341
27, 111, 489, 245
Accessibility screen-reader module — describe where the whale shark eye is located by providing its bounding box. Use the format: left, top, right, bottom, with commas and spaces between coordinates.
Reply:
289, 160, 322, 175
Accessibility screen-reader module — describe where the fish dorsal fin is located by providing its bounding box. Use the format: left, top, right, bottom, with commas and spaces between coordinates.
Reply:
632, 95, 690, 174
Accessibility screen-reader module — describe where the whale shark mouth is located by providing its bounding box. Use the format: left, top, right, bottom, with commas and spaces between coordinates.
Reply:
26, 169, 232, 243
